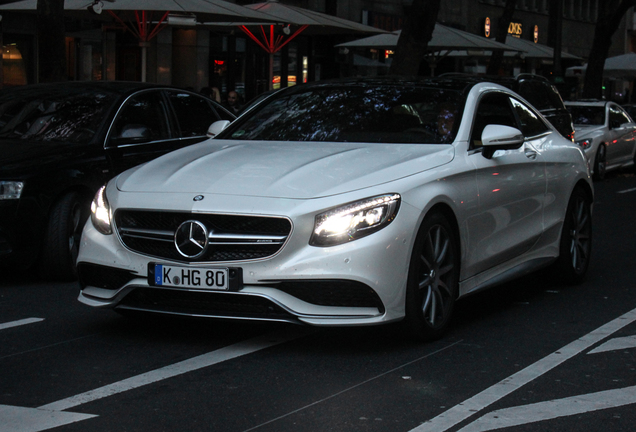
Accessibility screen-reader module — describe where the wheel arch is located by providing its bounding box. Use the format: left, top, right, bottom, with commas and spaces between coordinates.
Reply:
574, 178, 594, 204
48, 184, 97, 216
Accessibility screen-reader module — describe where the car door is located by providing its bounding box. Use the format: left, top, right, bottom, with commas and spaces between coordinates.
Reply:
105, 89, 183, 174
464, 92, 547, 277
606, 103, 636, 163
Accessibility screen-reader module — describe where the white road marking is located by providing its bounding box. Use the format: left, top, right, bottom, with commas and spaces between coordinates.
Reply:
0, 318, 44, 331
456, 386, 636, 432
39, 326, 311, 412
588, 335, 636, 354
409, 306, 636, 432
0, 404, 96, 432
617, 187, 636, 194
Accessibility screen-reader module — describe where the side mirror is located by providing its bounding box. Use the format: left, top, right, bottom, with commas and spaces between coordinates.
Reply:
207, 120, 231, 138
481, 124, 524, 159
112, 124, 152, 144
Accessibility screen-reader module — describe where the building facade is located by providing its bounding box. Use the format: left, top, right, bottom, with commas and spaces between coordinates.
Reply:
1, 0, 634, 102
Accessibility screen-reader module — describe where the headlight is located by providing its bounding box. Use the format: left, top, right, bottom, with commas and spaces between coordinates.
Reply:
90, 185, 112, 235
575, 139, 592, 149
310, 194, 401, 247
0, 181, 24, 200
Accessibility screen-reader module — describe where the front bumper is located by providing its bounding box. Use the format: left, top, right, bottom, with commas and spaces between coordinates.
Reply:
77, 207, 416, 326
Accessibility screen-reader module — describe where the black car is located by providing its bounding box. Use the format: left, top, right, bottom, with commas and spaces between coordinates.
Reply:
0, 81, 235, 280
441, 73, 575, 141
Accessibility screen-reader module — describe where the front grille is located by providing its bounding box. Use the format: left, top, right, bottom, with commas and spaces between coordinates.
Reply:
118, 287, 296, 321
114, 210, 292, 263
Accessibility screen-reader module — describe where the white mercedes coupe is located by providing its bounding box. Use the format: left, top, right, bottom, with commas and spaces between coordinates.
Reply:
77, 77, 593, 340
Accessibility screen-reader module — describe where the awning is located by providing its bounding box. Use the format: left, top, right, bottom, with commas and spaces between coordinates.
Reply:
566, 53, 636, 79
336, 25, 519, 53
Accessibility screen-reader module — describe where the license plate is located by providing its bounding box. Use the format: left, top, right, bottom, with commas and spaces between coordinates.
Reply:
151, 264, 229, 290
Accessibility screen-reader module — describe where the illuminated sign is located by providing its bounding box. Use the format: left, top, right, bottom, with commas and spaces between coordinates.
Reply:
484, 17, 523, 38
508, 21, 523, 38
534, 25, 539, 43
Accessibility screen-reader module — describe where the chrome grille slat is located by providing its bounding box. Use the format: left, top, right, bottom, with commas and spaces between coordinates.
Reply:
208, 232, 286, 244
114, 210, 292, 263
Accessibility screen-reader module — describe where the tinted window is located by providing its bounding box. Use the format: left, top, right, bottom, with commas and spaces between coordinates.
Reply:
111, 91, 170, 143
224, 85, 464, 144
0, 89, 117, 143
517, 78, 564, 112
167, 91, 221, 137
518, 80, 552, 110
471, 92, 518, 147
608, 105, 631, 129
567, 106, 605, 126
511, 98, 549, 137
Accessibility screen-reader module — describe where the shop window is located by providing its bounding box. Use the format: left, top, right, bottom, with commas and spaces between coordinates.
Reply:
2, 44, 27, 86
287, 43, 298, 87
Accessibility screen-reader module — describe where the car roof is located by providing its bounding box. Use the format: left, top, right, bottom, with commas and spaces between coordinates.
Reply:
0, 81, 191, 101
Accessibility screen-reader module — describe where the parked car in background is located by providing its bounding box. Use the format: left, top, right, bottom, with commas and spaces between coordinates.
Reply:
565, 100, 636, 180
441, 73, 575, 141
0, 81, 235, 280
77, 77, 592, 341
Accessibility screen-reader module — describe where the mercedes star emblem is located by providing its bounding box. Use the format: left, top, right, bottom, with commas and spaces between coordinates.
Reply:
174, 220, 209, 258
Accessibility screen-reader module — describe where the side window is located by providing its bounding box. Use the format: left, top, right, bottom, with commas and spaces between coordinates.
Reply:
609, 105, 631, 128
470, 92, 518, 148
511, 98, 549, 137
167, 91, 220, 137
111, 91, 170, 144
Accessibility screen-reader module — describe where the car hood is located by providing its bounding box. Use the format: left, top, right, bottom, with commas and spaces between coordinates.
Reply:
116, 140, 455, 199
573, 125, 605, 140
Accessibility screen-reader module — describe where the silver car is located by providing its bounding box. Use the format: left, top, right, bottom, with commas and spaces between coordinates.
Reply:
78, 77, 593, 341
565, 100, 636, 180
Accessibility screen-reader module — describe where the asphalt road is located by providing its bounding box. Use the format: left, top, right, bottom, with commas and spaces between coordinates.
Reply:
2, 170, 636, 432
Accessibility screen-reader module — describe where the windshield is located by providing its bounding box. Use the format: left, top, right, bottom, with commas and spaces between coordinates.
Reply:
0, 89, 118, 143
223, 84, 464, 144
567, 106, 605, 126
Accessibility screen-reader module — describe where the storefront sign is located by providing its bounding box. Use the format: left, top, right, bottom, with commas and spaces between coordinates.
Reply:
484, 17, 523, 39
508, 21, 523, 38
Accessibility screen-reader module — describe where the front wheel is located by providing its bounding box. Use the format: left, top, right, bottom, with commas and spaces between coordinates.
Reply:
593, 144, 606, 181
404, 212, 460, 341
554, 187, 592, 285
38, 192, 88, 281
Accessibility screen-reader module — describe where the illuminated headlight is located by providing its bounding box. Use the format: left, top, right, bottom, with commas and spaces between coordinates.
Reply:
576, 139, 592, 149
310, 194, 401, 247
90, 185, 112, 235
0, 181, 24, 200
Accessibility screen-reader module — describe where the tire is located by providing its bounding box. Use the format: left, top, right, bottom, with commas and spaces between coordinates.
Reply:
404, 212, 460, 341
38, 192, 88, 281
554, 187, 592, 285
592, 144, 606, 181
